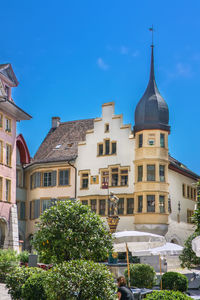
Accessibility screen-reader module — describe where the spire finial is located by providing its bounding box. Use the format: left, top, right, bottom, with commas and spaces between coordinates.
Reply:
148, 25, 155, 82
149, 25, 154, 48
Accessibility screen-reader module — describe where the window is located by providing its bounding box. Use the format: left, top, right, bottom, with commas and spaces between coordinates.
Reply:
30, 200, 41, 219
90, 199, 97, 213
101, 171, 109, 188
5, 86, 9, 96
6, 179, 11, 202
16, 169, 23, 188
43, 172, 52, 187
138, 166, 143, 182
182, 184, 185, 197
105, 123, 109, 132
5, 117, 11, 133
194, 189, 196, 201
17, 202, 26, 220
59, 169, 70, 186
0, 177, 2, 200
99, 199, 106, 215
98, 139, 117, 156
118, 198, 124, 215
30, 172, 41, 189
138, 196, 143, 212
0, 114, 2, 129
0, 140, 3, 163
82, 200, 88, 205
41, 199, 55, 214
159, 165, 165, 182
159, 196, 165, 213
111, 142, 116, 154
43, 171, 57, 187
127, 198, 134, 214
147, 195, 155, 212
81, 173, 89, 189
147, 165, 155, 181
120, 169, 128, 186
187, 186, 190, 198
105, 140, 110, 155
160, 133, 165, 148
187, 210, 194, 224
6, 144, 11, 167
98, 144, 103, 156
139, 134, 143, 148
111, 168, 118, 186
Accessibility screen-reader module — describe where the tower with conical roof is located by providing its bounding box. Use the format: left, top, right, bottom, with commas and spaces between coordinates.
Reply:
133, 44, 170, 235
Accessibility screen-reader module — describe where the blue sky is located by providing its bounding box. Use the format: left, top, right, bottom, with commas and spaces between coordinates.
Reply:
1, 1, 200, 174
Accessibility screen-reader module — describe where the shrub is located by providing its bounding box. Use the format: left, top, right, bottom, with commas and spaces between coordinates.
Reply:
21, 271, 47, 300
44, 260, 117, 300
146, 290, 191, 300
33, 200, 113, 264
19, 250, 29, 263
162, 271, 188, 292
124, 263, 156, 289
0, 249, 19, 282
179, 232, 200, 269
6, 266, 45, 300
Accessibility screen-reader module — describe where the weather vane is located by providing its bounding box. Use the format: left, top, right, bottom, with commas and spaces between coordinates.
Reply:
149, 25, 154, 47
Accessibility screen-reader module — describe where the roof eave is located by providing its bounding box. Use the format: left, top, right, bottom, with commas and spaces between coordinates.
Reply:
0, 97, 31, 120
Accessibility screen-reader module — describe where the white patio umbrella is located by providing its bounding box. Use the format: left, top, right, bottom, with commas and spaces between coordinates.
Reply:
192, 236, 200, 257
113, 231, 166, 254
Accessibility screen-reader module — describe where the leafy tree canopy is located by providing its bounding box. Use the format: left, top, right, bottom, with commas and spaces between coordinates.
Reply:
33, 200, 113, 263
179, 181, 200, 268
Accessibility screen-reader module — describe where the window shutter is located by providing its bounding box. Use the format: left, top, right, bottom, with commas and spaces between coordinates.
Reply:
20, 202, 25, 220
36, 172, 41, 187
34, 200, 40, 219
52, 171, 57, 186
30, 175, 33, 190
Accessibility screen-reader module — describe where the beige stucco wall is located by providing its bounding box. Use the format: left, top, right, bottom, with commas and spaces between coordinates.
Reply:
25, 162, 76, 237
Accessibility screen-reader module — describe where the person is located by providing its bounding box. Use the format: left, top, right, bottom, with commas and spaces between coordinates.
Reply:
117, 276, 134, 300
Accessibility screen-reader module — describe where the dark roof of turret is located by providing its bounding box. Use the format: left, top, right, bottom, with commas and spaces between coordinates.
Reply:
134, 46, 170, 133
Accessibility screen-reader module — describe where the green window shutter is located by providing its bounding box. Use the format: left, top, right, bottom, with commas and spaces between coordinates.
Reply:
52, 171, 57, 186
30, 175, 33, 189
20, 202, 26, 220
35, 172, 41, 187
34, 200, 40, 219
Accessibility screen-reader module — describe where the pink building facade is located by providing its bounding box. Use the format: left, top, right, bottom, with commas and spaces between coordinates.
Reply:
0, 64, 31, 251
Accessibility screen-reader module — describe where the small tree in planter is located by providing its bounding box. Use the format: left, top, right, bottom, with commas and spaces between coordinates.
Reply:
32, 200, 113, 263
124, 263, 156, 289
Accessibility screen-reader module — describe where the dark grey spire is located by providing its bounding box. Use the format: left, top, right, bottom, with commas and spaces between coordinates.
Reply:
134, 46, 170, 133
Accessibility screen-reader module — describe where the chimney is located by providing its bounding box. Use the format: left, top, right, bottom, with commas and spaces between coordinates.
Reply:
52, 117, 60, 129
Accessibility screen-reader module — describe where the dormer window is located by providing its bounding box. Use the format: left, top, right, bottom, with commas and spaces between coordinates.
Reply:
5, 85, 9, 97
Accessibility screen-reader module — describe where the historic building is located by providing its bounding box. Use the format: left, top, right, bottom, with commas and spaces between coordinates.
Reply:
23, 47, 199, 246
0, 64, 31, 251
16, 134, 31, 250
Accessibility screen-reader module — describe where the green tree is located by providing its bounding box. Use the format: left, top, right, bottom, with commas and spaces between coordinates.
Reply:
179, 180, 200, 268
32, 200, 113, 263
44, 260, 117, 300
